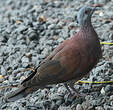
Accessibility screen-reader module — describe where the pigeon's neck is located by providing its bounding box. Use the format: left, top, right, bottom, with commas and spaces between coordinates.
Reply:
79, 23, 96, 39
80, 22, 92, 30
79, 19, 91, 28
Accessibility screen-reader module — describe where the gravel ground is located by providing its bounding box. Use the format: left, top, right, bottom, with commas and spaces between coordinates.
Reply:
0, 0, 113, 110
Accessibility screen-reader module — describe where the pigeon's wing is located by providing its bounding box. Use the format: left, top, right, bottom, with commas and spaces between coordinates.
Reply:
21, 44, 65, 84
22, 45, 81, 88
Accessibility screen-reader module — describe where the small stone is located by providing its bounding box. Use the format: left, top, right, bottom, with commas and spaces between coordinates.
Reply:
21, 56, 29, 63
32, 56, 40, 66
0, 75, 4, 82
18, 25, 28, 33
82, 101, 91, 110
1, 104, 7, 109
94, 0, 109, 4
27, 29, 39, 40
110, 95, 113, 100
104, 85, 112, 92
25, 53, 32, 58
100, 87, 105, 95
0, 75, 4, 79
49, 93, 63, 101
38, 15, 47, 22
54, 1, 63, 8
41, 89, 48, 97
48, 24, 56, 29
57, 86, 67, 94
0, 36, 7, 42
58, 106, 72, 110
8, 75, 14, 82
16, 73, 23, 79
70, 30, 76, 37
20, 75, 27, 81
42, 48, 50, 56
57, 21, 65, 28
38, 54, 46, 59
56, 100, 63, 106
22, 62, 29, 68
3, 80, 8, 84
104, 104, 113, 110
76, 104, 83, 110
99, 12, 104, 17
1, 66, 6, 76
68, 22, 77, 30
12, 68, 25, 76
51, 101, 58, 110
0, 57, 3, 64
16, 20, 23, 24
50, 87, 56, 93
58, 38, 64, 43
95, 106, 105, 110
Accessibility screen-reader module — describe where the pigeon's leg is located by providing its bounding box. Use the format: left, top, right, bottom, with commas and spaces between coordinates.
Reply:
64, 83, 73, 96
64, 81, 79, 97
69, 81, 87, 97
64, 81, 86, 98
68, 83, 83, 97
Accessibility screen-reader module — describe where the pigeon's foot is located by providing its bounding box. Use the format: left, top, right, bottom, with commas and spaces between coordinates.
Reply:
64, 82, 87, 99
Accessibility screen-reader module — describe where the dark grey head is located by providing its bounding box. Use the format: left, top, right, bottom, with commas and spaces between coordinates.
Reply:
77, 6, 96, 27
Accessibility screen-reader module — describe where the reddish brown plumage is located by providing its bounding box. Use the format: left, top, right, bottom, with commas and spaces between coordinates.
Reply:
5, 6, 102, 102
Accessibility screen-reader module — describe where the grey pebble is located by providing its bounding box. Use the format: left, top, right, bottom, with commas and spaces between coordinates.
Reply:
12, 68, 25, 76
32, 56, 40, 66
82, 101, 91, 110
56, 100, 63, 106
48, 24, 56, 29
0, 66, 6, 76
110, 95, 113, 100
57, 21, 65, 28
0, 57, 3, 64
27, 29, 39, 40
58, 106, 72, 110
76, 104, 83, 110
57, 86, 67, 94
94, 0, 110, 4
58, 37, 64, 43
7, 37, 16, 45
17, 25, 28, 33
104, 85, 113, 92
104, 104, 113, 110
50, 101, 58, 110
1, 103, 8, 109
49, 93, 63, 101
95, 106, 105, 110
22, 63, 29, 68
0, 77, 4, 83
54, 1, 64, 8
21, 56, 29, 63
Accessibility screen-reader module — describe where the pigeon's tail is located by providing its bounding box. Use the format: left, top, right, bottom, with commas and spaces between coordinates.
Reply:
4, 85, 33, 102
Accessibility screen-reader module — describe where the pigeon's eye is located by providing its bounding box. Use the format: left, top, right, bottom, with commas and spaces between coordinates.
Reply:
85, 10, 88, 14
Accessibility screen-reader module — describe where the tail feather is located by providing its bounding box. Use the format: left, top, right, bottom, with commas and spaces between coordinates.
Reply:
5, 85, 29, 102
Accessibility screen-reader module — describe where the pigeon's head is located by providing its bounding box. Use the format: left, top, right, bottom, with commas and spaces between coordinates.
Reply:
77, 6, 96, 27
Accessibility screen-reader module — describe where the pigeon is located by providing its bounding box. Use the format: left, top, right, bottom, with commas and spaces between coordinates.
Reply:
5, 6, 102, 102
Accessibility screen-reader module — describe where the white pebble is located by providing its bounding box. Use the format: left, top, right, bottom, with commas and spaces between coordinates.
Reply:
76, 104, 83, 110
99, 12, 104, 17
95, 106, 104, 110
100, 87, 105, 95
